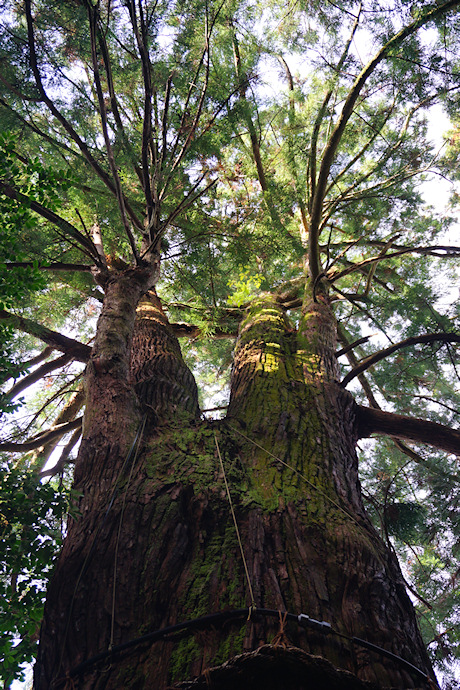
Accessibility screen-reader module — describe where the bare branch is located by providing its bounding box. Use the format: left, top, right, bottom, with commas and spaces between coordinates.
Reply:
0, 309, 91, 362
357, 406, 460, 457
308, 0, 460, 283
5, 353, 72, 401
0, 417, 82, 453
23, 0, 143, 234
342, 333, 460, 387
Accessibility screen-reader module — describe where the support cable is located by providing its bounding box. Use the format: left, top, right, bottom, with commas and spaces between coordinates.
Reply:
62, 606, 435, 687
214, 430, 256, 609
55, 425, 436, 688
230, 425, 363, 529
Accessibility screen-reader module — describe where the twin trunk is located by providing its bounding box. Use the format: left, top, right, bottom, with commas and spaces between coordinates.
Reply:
34, 281, 436, 689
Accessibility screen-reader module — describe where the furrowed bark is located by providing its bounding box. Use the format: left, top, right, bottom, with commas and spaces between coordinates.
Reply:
131, 291, 200, 422
35, 289, 438, 690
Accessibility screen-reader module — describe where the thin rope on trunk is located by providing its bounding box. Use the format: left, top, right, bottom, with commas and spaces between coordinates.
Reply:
214, 430, 256, 609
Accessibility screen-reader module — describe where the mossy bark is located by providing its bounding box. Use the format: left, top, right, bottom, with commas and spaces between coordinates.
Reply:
34, 291, 437, 690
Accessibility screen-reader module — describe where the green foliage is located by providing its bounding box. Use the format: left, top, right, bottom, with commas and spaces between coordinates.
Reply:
0, 458, 70, 686
227, 269, 264, 307
384, 501, 428, 542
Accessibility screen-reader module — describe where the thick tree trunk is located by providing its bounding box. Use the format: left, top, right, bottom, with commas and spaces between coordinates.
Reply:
34, 289, 437, 689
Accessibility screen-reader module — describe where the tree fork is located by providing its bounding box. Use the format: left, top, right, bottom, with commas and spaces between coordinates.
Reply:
33, 282, 440, 688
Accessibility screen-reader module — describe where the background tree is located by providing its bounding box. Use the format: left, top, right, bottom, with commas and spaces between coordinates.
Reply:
1, 0, 460, 688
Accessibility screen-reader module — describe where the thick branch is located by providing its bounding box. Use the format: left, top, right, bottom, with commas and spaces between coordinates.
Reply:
39, 427, 81, 477
0, 417, 82, 453
3, 346, 53, 381
342, 333, 460, 387
337, 326, 450, 468
357, 406, 460, 456
5, 353, 72, 400
0, 309, 91, 362
32, 387, 85, 468
5, 262, 92, 272
0, 181, 97, 260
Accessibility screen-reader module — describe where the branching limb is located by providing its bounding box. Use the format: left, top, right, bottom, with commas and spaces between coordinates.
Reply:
39, 427, 81, 477
160, 6, 220, 198
0, 97, 85, 162
0, 417, 82, 453
323, 91, 439, 206
87, 3, 140, 263
277, 54, 309, 235
337, 322, 382, 408
322, 240, 460, 259
0, 181, 98, 261
328, 244, 453, 284
23, 0, 143, 234
342, 333, 460, 387
309, 3, 362, 204
337, 326, 456, 471
308, 0, 460, 283
32, 387, 85, 470
23, 374, 84, 437
0, 309, 91, 362
95, 18, 143, 186
4, 353, 72, 401
126, 0, 156, 230
15, 346, 54, 372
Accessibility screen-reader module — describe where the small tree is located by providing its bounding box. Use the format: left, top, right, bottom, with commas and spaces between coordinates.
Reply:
1, 0, 460, 687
